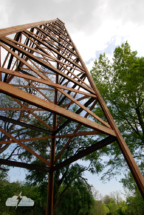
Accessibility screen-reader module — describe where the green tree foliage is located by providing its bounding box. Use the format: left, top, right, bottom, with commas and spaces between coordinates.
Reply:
14, 111, 104, 213
120, 172, 144, 215
125, 191, 144, 215
90, 200, 109, 215
0, 176, 94, 215
116, 201, 127, 215
90, 41, 144, 181
55, 179, 94, 215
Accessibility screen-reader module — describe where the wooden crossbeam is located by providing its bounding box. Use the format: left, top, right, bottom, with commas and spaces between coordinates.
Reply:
0, 38, 94, 93
54, 136, 117, 170
0, 81, 116, 136
0, 130, 102, 145
0, 128, 51, 166
0, 159, 50, 172
0, 19, 57, 38
0, 67, 97, 98
0, 116, 52, 135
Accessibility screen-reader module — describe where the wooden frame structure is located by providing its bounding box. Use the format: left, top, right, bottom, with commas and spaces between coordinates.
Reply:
0, 18, 143, 214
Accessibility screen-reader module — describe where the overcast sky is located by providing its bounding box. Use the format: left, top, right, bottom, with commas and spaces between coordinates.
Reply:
1, 0, 144, 198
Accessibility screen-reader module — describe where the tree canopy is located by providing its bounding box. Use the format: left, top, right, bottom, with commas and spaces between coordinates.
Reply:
91, 41, 144, 181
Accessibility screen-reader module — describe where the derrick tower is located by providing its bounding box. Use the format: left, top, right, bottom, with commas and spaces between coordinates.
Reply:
0, 18, 143, 214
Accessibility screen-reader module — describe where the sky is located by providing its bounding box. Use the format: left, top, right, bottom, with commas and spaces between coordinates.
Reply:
1, 0, 144, 199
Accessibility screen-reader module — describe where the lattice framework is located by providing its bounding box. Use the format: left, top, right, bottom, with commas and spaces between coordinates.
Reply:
0, 18, 143, 215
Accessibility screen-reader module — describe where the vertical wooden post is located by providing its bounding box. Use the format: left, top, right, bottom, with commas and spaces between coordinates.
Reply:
46, 43, 59, 215
0, 46, 2, 81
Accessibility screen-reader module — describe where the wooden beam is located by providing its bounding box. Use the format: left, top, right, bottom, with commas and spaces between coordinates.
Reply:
0, 19, 57, 38
0, 39, 94, 94
0, 159, 50, 172
54, 136, 117, 170
0, 116, 52, 135
0, 81, 116, 136
0, 67, 96, 98
0, 108, 44, 111
0, 136, 52, 144
46, 56, 59, 215
65, 26, 144, 199
54, 100, 98, 163
24, 29, 84, 71
0, 131, 102, 145
0, 128, 51, 166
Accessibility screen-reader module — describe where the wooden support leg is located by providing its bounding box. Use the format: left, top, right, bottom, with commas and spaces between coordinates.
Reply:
46, 124, 56, 215
46, 169, 55, 215
46, 61, 59, 214
0, 46, 2, 81
65, 27, 144, 199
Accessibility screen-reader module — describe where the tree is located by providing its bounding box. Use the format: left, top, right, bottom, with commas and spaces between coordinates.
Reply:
90, 200, 109, 215
110, 191, 122, 205
120, 172, 144, 215
14, 110, 105, 213
103, 195, 115, 205
90, 41, 144, 182
55, 179, 95, 215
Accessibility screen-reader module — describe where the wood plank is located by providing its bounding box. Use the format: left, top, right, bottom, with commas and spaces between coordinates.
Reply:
0, 108, 44, 111
0, 159, 50, 172
59, 88, 111, 128
0, 131, 102, 145
13, 34, 87, 86
0, 115, 52, 135
54, 136, 117, 170
65, 26, 144, 198
0, 136, 52, 144
0, 19, 57, 38
11, 85, 55, 90
0, 128, 51, 166
0, 67, 96, 98
0, 38, 94, 94
0, 81, 116, 137
24, 29, 84, 71
54, 100, 98, 163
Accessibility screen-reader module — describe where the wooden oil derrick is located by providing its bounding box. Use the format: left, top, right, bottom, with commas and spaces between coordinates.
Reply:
0, 18, 143, 215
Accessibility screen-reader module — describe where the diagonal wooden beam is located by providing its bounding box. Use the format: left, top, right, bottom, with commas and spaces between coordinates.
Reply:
12, 97, 53, 131
0, 159, 50, 172
0, 81, 116, 137
0, 19, 57, 38
65, 26, 144, 199
0, 108, 44, 111
0, 116, 52, 135
24, 29, 84, 71
23, 30, 78, 58
0, 41, 48, 81
0, 136, 52, 144
43, 25, 72, 47
54, 100, 98, 163
9, 34, 88, 87
54, 136, 117, 170
0, 131, 102, 145
0, 67, 96, 98
0, 38, 94, 94
0, 128, 51, 166
59, 88, 111, 128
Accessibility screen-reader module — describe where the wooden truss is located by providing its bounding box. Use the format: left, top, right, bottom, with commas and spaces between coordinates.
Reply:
0, 18, 143, 214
